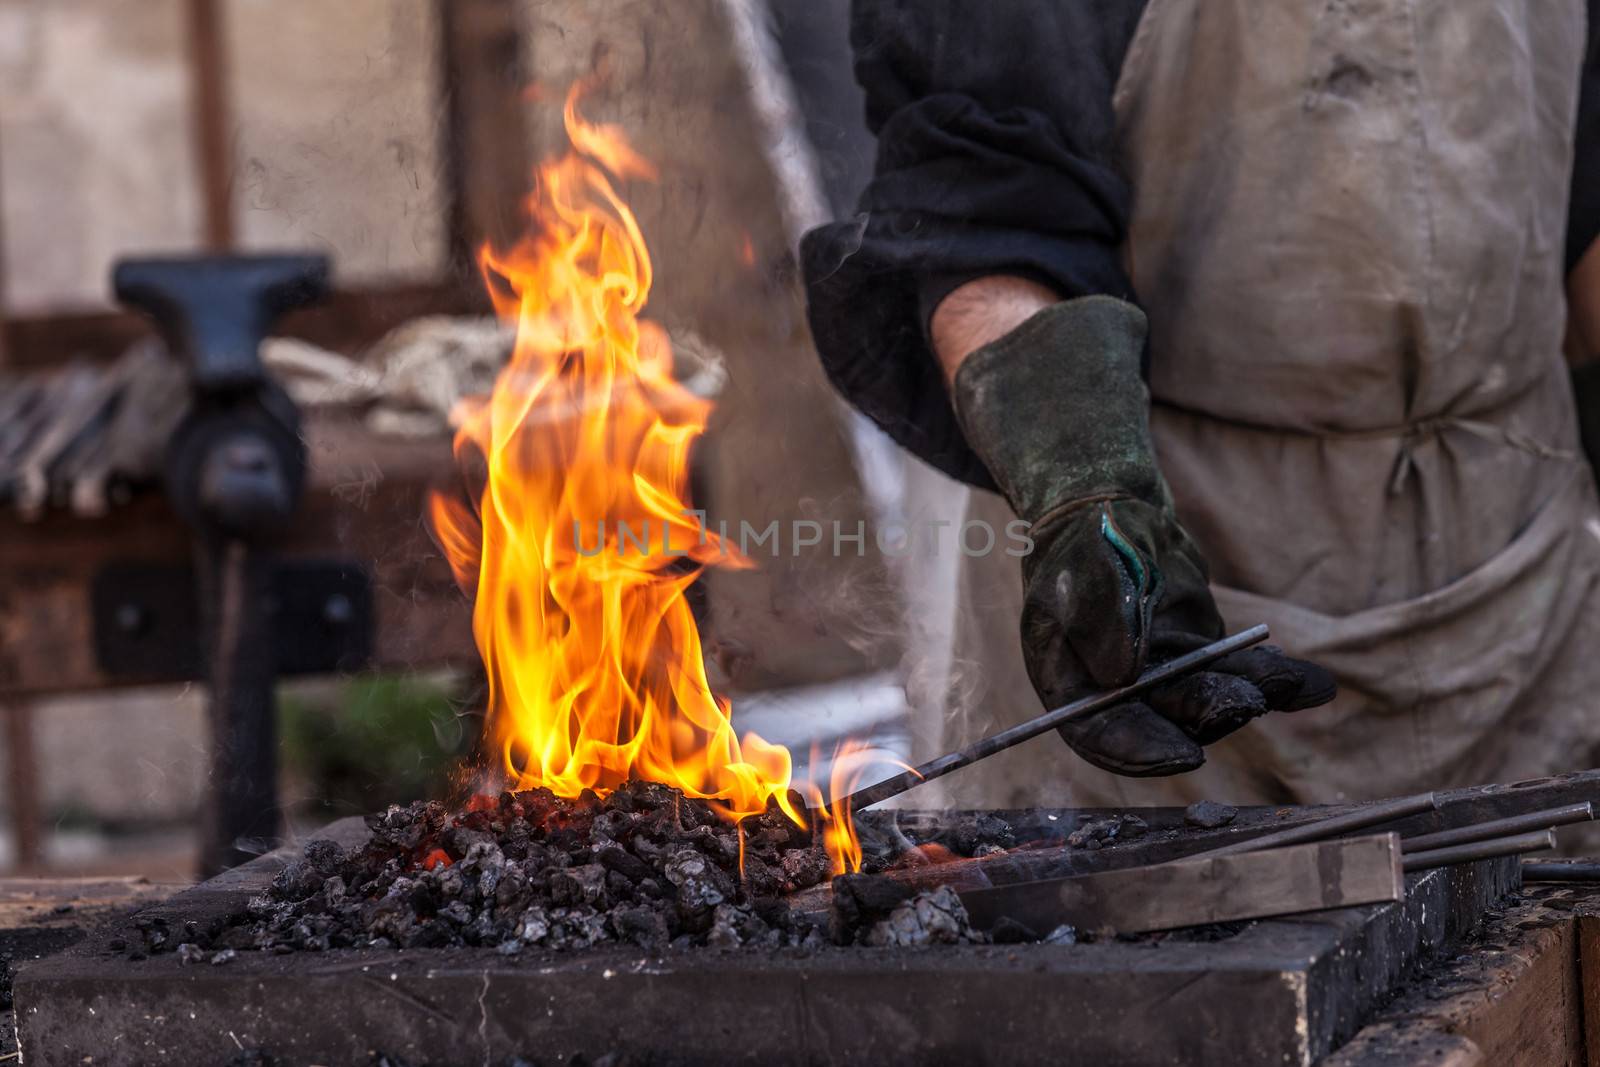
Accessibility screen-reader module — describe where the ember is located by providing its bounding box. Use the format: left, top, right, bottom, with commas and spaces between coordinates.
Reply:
181, 780, 838, 953
211, 783, 834, 954
126, 786, 1026, 962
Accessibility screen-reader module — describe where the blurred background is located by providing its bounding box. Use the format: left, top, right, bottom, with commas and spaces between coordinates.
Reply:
0, 0, 924, 881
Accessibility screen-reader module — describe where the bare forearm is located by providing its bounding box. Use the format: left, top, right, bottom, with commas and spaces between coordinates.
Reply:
929, 275, 1062, 383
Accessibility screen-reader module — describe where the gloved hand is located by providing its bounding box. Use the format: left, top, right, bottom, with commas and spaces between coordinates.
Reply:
951, 296, 1336, 776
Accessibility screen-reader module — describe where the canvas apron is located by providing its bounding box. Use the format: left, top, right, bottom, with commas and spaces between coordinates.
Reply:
907, 0, 1600, 810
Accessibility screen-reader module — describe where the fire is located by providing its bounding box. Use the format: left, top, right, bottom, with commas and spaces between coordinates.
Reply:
798, 740, 867, 874
430, 85, 859, 869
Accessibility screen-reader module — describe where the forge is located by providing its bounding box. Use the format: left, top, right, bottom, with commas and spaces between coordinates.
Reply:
18, 776, 1573, 1067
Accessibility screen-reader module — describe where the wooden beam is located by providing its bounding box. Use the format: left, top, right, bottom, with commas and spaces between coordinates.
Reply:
1327, 892, 1589, 1067
3, 700, 41, 870
959, 832, 1405, 935
0, 280, 482, 369
1581, 913, 1600, 1067
437, 0, 533, 268
185, 0, 234, 250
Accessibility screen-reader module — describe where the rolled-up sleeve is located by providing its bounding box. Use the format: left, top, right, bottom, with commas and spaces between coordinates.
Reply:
801, 0, 1146, 487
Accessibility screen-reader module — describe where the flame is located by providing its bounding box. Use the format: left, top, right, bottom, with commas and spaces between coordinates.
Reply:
430, 85, 859, 870
797, 741, 920, 875
801, 740, 868, 874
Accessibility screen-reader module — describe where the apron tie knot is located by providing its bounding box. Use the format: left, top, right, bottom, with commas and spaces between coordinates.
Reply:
1385, 416, 1578, 495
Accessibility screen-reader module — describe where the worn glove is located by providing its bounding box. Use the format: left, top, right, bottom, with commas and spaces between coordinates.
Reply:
951, 296, 1336, 776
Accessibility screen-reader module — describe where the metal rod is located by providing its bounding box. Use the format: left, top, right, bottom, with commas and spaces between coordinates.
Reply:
1400, 802, 1594, 854
1523, 860, 1600, 883
1199, 792, 1440, 858
1402, 830, 1555, 872
838, 625, 1271, 812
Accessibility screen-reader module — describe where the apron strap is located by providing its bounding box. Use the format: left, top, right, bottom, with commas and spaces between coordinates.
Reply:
1380, 416, 1580, 495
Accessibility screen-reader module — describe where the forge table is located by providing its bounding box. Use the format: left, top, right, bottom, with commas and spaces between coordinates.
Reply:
12, 787, 1600, 1067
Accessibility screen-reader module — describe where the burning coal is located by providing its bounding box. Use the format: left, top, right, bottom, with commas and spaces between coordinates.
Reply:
427, 84, 859, 871
189, 785, 1005, 957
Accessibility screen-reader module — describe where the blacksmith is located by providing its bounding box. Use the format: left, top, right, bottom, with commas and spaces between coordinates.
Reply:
802, 1, 1600, 808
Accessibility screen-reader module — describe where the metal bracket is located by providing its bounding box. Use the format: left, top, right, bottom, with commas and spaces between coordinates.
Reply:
91, 560, 373, 682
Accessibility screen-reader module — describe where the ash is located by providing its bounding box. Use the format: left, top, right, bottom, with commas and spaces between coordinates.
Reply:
216, 782, 837, 955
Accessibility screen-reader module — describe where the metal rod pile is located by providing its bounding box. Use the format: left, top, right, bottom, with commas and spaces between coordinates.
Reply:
1202, 793, 1439, 858
1201, 797, 1592, 872
1403, 830, 1556, 872
1401, 802, 1592, 853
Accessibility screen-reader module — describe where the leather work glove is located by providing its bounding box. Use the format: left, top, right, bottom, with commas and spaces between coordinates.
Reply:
951, 296, 1336, 776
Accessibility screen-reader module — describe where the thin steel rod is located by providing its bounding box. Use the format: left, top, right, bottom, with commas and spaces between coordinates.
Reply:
1199, 792, 1440, 858
1523, 861, 1600, 883
839, 625, 1271, 812
1400, 802, 1593, 854
1402, 830, 1555, 872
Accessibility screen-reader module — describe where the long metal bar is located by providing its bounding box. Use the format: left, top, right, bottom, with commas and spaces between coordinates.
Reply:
1523, 860, 1600, 883
838, 625, 1271, 812
1199, 792, 1440, 858
1402, 830, 1555, 872
1400, 802, 1593, 854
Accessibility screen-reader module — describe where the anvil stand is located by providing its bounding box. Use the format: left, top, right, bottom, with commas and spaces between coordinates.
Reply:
114, 255, 329, 876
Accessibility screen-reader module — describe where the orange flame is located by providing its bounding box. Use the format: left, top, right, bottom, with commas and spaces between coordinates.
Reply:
797, 741, 920, 875
430, 85, 860, 869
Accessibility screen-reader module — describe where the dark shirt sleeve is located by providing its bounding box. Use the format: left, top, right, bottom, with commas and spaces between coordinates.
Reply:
800, 0, 1147, 488
1570, 1, 1600, 274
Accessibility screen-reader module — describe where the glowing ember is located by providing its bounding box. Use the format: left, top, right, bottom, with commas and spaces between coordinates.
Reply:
430, 85, 858, 870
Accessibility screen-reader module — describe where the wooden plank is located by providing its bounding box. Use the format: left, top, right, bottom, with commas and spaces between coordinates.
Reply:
437, 0, 532, 267
0, 281, 481, 369
0, 877, 182, 930
959, 832, 1404, 935
185, 0, 235, 250
2, 700, 40, 869
1322, 1023, 1487, 1067
1327, 890, 1589, 1067
1457, 918, 1582, 1065
1581, 913, 1600, 1067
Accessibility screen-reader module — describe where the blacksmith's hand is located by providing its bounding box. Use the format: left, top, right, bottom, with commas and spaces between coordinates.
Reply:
951, 296, 1336, 776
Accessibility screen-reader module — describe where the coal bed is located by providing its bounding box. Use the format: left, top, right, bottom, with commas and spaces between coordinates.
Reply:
12, 794, 1525, 1067
167, 783, 1011, 958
